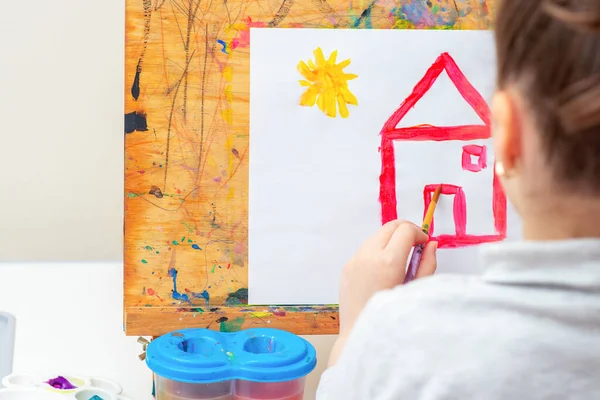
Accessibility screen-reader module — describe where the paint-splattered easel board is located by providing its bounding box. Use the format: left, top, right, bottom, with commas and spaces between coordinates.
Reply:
124, 0, 496, 337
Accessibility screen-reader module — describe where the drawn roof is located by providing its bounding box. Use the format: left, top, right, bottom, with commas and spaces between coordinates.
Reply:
380, 52, 491, 141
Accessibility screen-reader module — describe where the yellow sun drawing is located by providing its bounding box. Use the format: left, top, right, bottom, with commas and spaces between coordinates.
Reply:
297, 47, 358, 119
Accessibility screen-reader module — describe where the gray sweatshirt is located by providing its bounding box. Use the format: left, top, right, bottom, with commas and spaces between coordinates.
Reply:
317, 239, 600, 399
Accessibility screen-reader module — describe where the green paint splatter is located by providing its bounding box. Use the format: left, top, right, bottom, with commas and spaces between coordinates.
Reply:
127, 192, 139, 198
188, 239, 193, 243
393, 19, 415, 29
432, 5, 439, 13
181, 237, 186, 242
193, 308, 204, 314
172, 240, 180, 245
145, 246, 153, 251
226, 288, 248, 306
141, 259, 148, 264
211, 265, 216, 274
182, 222, 194, 233
220, 317, 245, 332
226, 351, 236, 362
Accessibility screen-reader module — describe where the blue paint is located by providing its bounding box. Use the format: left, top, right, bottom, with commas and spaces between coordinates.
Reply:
192, 244, 202, 250
191, 290, 210, 304
398, 1, 457, 27
217, 39, 228, 54
351, 1, 374, 28
168, 268, 190, 302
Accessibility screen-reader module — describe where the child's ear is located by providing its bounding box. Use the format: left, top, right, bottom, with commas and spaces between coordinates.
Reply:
491, 90, 521, 175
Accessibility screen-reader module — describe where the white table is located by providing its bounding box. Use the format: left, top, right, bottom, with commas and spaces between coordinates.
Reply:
0, 262, 153, 398
0, 262, 332, 399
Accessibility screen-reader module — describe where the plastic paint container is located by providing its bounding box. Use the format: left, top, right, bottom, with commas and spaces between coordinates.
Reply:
1, 374, 127, 399
146, 328, 316, 400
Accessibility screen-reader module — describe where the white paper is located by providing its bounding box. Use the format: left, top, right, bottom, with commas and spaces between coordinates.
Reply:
249, 28, 522, 305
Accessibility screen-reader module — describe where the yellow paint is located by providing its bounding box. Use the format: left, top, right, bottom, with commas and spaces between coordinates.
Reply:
123, 0, 496, 335
224, 84, 234, 103
251, 312, 273, 318
225, 135, 234, 171
221, 108, 233, 125
393, 19, 416, 29
223, 66, 233, 82
298, 48, 358, 118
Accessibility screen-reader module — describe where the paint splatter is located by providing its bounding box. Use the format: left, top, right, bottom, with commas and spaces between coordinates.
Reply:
188, 289, 210, 304
396, 1, 458, 28
219, 316, 245, 332
217, 39, 229, 54
351, 1, 374, 28
226, 351, 236, 362
124, 111, 148, 134
230, 17, 266, 49
191, 244, 202, 250
168, 268, 190, 302
141, 259, 148, 264
225, 288, 248, 306
222, 66, 233, 82
149, 185, 163, 198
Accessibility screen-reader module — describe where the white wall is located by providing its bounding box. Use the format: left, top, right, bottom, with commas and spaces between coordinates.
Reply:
0, 1, 334, 398
0, 0, 124, 261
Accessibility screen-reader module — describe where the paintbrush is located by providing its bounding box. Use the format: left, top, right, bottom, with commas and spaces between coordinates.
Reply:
404, 185, 442, 284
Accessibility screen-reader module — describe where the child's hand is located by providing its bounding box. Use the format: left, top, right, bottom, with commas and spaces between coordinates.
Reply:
329, 220, 438, 366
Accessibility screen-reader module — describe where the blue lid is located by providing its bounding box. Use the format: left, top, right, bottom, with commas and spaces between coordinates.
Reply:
146, 328, 317, 384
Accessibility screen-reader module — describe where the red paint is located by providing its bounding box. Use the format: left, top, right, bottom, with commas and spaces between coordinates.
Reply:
462, 145, 487, 172
379, 52, 507, 248
138, 170, 145, 174
227, 263, 231, 270
231, 17, 266, 49
273, 311, 287, 317
385, 125, 489, 141
424, 184, 466, 237
148, 288, 163, 301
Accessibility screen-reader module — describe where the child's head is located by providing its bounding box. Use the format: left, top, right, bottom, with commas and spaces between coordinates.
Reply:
492, 0, 600, 236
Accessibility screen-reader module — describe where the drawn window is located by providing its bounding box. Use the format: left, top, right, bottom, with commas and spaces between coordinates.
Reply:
424, 184, 466, 237
462, 145, 487, 172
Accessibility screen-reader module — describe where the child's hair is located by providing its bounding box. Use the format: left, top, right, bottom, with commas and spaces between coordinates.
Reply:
495, 0, 600, 192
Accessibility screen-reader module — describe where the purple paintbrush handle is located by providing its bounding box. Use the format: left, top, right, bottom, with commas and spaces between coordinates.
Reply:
404, 243, 424, 284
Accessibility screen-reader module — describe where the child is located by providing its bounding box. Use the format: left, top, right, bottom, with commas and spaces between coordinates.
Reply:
317, 0, 600, 398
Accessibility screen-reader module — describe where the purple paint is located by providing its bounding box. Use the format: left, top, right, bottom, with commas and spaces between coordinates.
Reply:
46, 376, 77, 390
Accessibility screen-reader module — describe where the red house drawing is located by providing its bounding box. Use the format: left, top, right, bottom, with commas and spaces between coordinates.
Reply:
379, 52, 507, 248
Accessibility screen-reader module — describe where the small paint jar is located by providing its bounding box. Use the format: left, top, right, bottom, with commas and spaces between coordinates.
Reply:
146, 328, 316, 400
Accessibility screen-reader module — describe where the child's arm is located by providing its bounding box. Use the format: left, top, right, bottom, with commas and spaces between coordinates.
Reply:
329, 220, 438, 366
